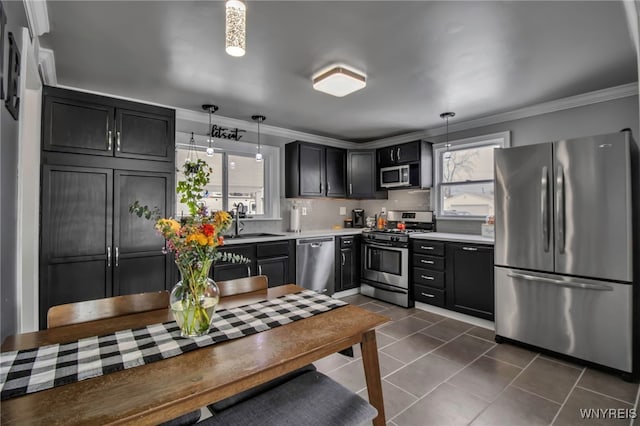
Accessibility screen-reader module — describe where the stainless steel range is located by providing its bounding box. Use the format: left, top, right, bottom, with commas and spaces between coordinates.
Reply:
361, 211, 435, 308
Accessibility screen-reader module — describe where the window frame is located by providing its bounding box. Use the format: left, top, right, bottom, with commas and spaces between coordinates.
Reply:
175, 133, 281, 220
433, 131, 510, 220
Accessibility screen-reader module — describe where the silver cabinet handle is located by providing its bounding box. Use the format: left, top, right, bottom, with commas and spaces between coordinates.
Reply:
116, 131, 121, 152
258, 265, 262, 275
420, 246, 435, 250
556, 165, 565, 254
107, 130, 112, 151
420, 259, 434, 264
507, 273, 612, 291
390, 148, 395, 162
462, 247, 478, 251
115, 247, 119, 267
396, 147, 401, 161
341, 252, 346, 266
541, 166, 549, 252
246, 266, 252, 276
107, 246, 112, 267
349, 183, 353, 195
421, 292, 435, 298
421, 275, 435, 280
327, 182, 331, 193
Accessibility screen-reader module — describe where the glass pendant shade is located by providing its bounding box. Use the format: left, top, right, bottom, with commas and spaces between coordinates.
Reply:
255, 152, 263, 162
206, 146, 214, 157
226, 0, 246, 57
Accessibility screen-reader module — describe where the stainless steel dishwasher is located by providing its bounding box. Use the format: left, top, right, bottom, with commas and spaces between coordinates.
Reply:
296, 237, 335, 295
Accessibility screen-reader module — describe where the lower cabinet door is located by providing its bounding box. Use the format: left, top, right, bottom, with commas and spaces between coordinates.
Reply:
115, 254, 172, 295
447, 244, 494, 320
257, 256, 289, 287
212, 263, 254, 282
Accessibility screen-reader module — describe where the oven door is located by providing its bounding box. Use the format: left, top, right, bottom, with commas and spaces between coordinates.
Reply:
362, 241, 409, 289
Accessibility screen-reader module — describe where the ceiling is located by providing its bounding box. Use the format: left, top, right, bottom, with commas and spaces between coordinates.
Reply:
40, 1, 637, 142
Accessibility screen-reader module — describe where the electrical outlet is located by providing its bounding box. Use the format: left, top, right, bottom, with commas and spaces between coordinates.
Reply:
381, 207, 387, 214
339, 207, 346, 216
301, 207, 307, 216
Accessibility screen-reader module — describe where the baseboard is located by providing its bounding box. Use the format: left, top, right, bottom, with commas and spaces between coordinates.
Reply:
333, 288, 360, 298
414, 301, 495, 330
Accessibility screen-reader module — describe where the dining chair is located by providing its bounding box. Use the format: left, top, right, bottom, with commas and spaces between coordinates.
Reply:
216, 274, 268, 297
47, 291, 170, 328
46, 291, 201, 426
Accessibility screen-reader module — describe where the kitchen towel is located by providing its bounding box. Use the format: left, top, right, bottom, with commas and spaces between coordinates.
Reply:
0, 290, 347, 400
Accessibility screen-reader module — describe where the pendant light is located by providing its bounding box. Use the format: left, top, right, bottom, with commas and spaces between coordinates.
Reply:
225, 0, 246, 57
202, 104, 219, 157
440, 112, 455, 152
186, 131, 198, 163
251, 114, 266, 162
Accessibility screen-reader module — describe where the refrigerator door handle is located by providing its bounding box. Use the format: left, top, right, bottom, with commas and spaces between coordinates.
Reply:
507, 273, 613, 291
556, 165, 565, 254
541, 166, 549, 252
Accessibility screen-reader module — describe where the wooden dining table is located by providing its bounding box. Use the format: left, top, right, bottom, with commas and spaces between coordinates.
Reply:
1, 285, 389, 425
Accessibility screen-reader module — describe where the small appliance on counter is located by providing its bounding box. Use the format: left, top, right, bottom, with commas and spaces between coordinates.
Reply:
351, 209, 365, 228
289, 205, 301, 232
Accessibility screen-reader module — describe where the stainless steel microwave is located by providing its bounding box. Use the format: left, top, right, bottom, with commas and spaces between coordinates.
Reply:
380, 165, 410, 188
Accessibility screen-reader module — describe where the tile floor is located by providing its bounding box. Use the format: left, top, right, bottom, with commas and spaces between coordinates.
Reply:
317, 294, 640, 426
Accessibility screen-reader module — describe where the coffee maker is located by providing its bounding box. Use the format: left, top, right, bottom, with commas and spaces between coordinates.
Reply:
352, 209, 365, 228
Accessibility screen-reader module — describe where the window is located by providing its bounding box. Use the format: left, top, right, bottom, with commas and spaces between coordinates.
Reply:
175, 134, 280, 219
434, 131, 510, 219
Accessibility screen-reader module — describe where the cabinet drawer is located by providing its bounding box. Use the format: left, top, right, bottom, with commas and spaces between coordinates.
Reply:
414, 285, 445, 307
256, 241, 289, 258
412, 240, 445, 256
413, 268, 445, 289
340, 236, 355, 248
414, 254, 444, 270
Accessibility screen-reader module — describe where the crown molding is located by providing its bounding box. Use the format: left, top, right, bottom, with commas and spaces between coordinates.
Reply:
363, 82, 639, 148
23, 0, 50, 36
175, 108, 353, 148
38, 47, 56, 86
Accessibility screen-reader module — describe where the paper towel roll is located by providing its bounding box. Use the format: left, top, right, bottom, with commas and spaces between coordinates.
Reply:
289, 205, 301, 232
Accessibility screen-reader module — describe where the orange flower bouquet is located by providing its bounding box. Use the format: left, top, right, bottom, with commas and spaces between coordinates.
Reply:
131, 159, 247, 337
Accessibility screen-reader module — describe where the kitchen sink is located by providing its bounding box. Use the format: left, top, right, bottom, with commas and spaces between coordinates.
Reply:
223, 233, 284, 239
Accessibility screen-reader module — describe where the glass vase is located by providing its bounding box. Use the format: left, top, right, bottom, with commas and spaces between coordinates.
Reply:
170, 258, 220, 338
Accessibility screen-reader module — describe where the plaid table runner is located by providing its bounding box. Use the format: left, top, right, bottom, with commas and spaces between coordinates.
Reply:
0, 289, 347, 401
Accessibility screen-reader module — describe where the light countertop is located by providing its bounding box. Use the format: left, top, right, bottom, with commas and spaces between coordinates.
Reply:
222, 228, 364, 245
411, 232, 495, 245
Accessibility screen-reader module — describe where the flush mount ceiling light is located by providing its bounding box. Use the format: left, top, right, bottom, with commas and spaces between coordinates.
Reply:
202, 104, 219, 157
225, 0, 246, 57
252, 114, 266, 162
312, 65, 366, 97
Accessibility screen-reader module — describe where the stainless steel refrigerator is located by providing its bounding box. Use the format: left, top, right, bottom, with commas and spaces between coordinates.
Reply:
494, 130, 636, 374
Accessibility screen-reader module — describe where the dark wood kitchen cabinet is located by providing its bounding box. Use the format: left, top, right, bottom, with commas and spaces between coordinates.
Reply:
377, 141, 422, 167
42, 86, 175, 162
285, 141, 346, 198
335, 235, 360, 292
212, 240, 295, 287
412, 240, 446, 307
40, 165, 174, 328
411, 238, 494, 320
446, 243, 494, 320
39, 86, 177, 329
347, 150, 385, 199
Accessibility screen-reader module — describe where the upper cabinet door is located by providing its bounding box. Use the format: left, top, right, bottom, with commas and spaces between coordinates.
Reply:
299, 143, 325, 197
347, 150, 376, 198
325, 147, 346, 197
43, 95, 115, 156
115, 108, 175, 161
494, 143, 554, 273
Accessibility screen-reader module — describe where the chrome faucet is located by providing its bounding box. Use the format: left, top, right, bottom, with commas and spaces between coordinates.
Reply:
233, 203, 245, 236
